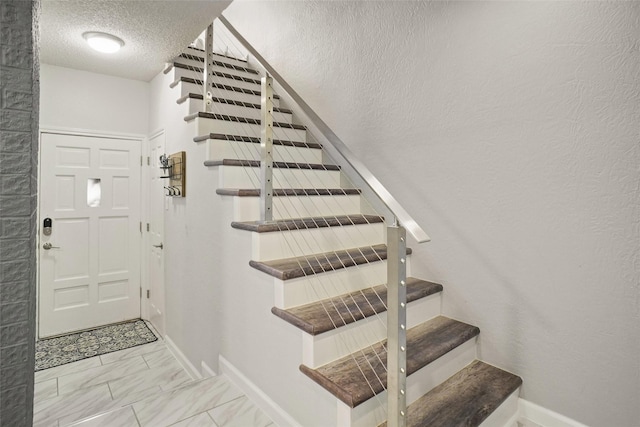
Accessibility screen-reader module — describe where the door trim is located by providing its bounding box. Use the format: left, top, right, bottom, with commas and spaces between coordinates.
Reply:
37, 128, 144, 339
141, 129, 166, 334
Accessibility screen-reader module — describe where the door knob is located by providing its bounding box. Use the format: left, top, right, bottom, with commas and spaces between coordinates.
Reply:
42, 242, 60, 250
153, 243, 164, 249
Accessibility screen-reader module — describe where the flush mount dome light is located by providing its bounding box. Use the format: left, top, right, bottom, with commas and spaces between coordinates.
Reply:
83, 32, 124, 53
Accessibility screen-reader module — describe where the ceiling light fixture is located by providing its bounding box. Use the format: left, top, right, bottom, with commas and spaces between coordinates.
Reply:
83, 32, 124, 54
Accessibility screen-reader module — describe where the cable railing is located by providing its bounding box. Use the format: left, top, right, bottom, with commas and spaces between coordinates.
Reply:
170, 17, 431, 427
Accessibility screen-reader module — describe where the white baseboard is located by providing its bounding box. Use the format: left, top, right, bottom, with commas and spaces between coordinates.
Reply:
518, 399, 589, 427
201, 361, 217, 378
164, 334, 202, 381
219, 355, 302, 427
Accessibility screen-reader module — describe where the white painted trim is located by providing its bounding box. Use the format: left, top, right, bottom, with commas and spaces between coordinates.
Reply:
40, 126, 145, 141
518, 399, 590, 427
219, 355, 302, 427
164, 334, 202, 380
201, 361, 217, 378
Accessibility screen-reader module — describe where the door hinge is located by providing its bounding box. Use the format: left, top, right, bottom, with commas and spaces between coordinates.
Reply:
146, 223, 150, 232
140, 287, 142, 298
140, 156, 143, 166
146, 290, 150, 299
147, 157, 150, 166
139, 222, 142, 233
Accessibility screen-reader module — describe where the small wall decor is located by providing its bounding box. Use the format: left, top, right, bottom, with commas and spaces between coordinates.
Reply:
160, 151, 186, 197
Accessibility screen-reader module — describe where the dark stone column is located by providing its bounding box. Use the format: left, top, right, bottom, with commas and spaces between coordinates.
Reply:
0, 0, 40, 425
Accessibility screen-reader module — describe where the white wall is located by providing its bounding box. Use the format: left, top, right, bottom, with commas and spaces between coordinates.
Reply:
224, 2, 640, 426
40, 64, 149, 136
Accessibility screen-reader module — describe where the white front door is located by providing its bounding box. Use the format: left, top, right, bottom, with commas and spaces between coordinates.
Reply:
39, 132, 142, 337
146, 132, 166, 336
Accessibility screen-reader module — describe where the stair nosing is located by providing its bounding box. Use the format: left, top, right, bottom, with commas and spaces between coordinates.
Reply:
300, 316, 481, 408
169, 62, 261, 85
249, 244, 413, 281
204, 159, 339, 171
178, 94, 292, 114
170, 77, 279, 99
185, 46, 249, 63
193, 133, 320, 150
184, 112, 304, 130
231, 214, 384, 233
272, 277, 443, 335
178, 53, 258, 74
215, 188, 362, 197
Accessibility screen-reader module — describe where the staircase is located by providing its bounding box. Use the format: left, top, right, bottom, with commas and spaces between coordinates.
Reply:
161, 40, 522, 427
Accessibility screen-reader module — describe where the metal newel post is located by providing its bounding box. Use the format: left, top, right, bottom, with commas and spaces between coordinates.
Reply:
260, 74, 274, 222
387, 222, 407, 427
203, 23, 214, 113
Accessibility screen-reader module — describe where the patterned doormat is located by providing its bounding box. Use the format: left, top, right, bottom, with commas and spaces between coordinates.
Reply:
35, 319, 158, 371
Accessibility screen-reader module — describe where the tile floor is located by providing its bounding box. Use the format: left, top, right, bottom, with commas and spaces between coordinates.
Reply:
33, 335, 275, 427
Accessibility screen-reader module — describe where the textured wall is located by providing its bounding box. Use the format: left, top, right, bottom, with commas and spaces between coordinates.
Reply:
0, 0, 39, 425
225, 1, 640, 425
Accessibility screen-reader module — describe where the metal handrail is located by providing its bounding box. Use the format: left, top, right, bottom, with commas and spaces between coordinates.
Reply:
218, 15, 430, 243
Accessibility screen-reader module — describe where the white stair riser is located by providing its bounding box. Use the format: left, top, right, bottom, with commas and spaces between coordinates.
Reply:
175, 57, 260, 80
176, 80, 280, 108
218, 165, 340, 189
274, 256, 413, 309
231, 194, 363, 223
183, 97, 292, 123
252, 222, 385, 261
206, 139, 322, 164
302, 293, 441, 368
171, 67, 261, 92
479, 389, 520, 427
338, 339, 478, 427
195, 117, 306, 143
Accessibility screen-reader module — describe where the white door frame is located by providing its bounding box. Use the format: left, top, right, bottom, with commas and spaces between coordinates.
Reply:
37, 127, 145, 338
141, 129, 166, 334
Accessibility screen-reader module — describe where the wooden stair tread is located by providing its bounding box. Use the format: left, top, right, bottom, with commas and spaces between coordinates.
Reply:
194, 133, 319, 149
380, 360, 522, 427
178, 94, 293, 114
170, 77, 280, 98
300, 316, 480, 408
165, 63, 261, 85
216, 188, 362, 197
178, 53, 258, 74
185, 46, 249, 63
249, 244, 412, 280
272, 277, 442, 335
185, 112, 305, 130
231, 214, 383, 233
204, 159, 339, 171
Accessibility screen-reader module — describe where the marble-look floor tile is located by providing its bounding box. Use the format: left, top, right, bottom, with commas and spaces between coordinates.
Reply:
35, 356, 102, 384
35, 378, 58, 402
58, 356, 149, 395
100, 340, 165, 365
169, 412, 216, 427
108, 360, 190, 400
208, 396, 273, 427
143, 348, 180, 370
34, 383, 113, 426
65, 406, 139, 427
133, 376, 243, 427
33, 418, 59, 427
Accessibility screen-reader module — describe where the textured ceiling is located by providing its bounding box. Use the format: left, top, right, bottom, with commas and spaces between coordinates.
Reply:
40, 0, 232, 82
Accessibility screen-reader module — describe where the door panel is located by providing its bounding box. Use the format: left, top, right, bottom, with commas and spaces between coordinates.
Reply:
39, 133, 141, 337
